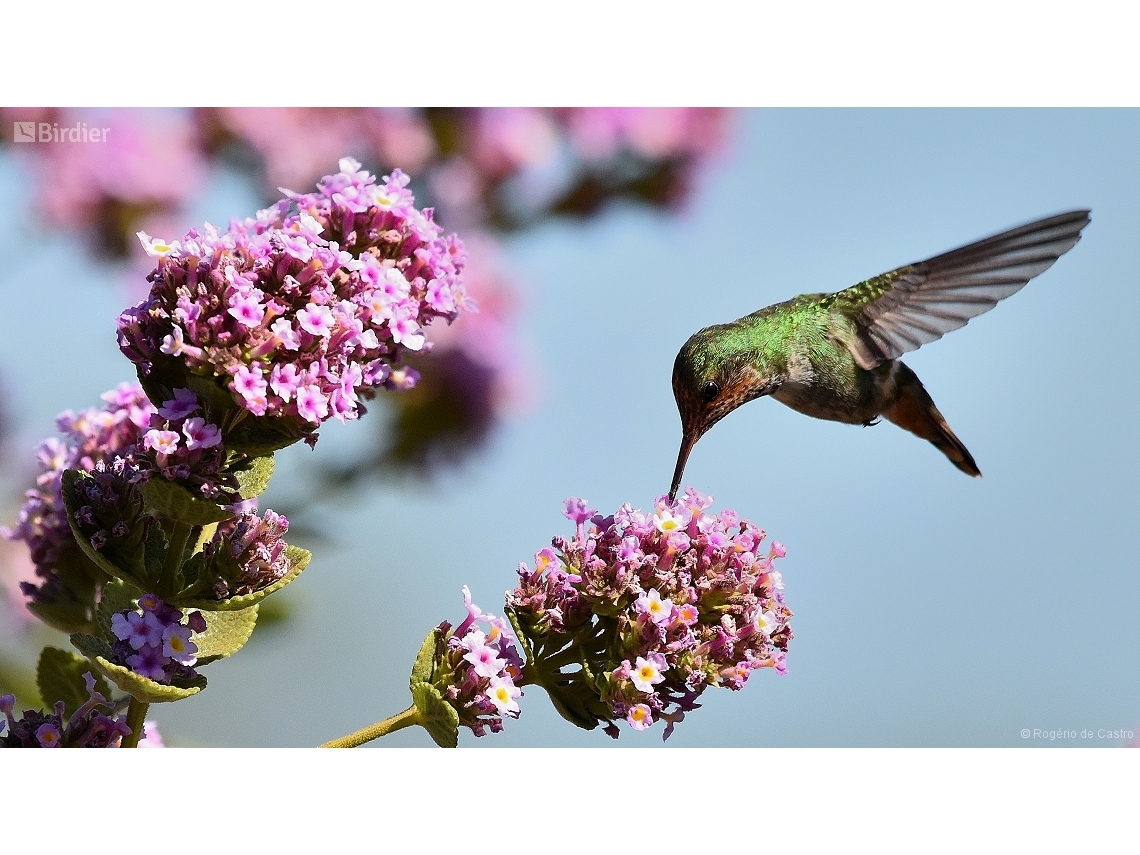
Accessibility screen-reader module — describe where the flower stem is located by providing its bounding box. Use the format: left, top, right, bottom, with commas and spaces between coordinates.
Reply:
121, 697, 149, 748
161, 521, 193, 590
320, 705, 421, 748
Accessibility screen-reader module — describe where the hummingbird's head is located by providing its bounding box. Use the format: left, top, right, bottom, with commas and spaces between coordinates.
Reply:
669, 327, 781, 501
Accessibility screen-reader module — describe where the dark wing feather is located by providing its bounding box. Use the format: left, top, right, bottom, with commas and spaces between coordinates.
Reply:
831, 210, 1091, 370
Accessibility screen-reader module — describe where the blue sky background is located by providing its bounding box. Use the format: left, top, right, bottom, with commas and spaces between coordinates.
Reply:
1, 109, 1136, 747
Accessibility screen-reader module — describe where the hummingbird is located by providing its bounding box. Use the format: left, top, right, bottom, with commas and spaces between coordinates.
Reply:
669, 210, 1091, 500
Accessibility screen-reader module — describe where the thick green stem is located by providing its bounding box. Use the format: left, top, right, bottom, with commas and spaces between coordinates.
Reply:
161, 521, 193, 591
121, 697, 150, 748
320, 706, 421, 748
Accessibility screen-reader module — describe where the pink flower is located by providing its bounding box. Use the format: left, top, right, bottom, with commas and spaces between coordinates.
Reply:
270, 318, 301, 351
296, 385, 329, 423
390, 311, 425, 351
297, 303, 335, 337
232, 365, 269, 415
182, 417, 221, 450
228, 292, 266, 328
462, 630, 508, 679
630, 654, 667, 693
627, 704, 654, 731
634, 588, 674, 625
143, 429, 180, 456
484, 675, 521, 716
269, 363, 302, 402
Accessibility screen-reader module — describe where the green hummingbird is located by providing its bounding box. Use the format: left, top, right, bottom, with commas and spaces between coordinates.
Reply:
669, 209, 1091, 500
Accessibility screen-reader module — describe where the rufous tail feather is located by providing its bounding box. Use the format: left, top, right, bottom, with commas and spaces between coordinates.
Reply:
883, 363, 981, 477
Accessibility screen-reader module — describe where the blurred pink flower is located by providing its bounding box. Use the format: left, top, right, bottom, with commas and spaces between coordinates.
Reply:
0, 539, 37, 636
28, 109, 207, 257
556, 108, 730, 161
199, 108, 436, 191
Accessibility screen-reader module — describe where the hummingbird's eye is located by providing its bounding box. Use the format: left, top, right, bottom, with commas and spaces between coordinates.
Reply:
701, 380, 720, 403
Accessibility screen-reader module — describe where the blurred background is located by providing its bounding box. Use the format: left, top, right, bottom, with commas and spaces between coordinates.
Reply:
0, 108, 1136, 747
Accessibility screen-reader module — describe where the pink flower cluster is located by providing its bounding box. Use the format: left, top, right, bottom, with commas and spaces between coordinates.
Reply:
201, 509, 291, 600
2, 384, 153, 614
109, 593, 205, 685
432, 587, 525, 737
117, 158, 468, 433
507, 489, 792, 739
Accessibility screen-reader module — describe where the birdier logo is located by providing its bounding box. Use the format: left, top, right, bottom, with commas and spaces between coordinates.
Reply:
12, 121, 110, 143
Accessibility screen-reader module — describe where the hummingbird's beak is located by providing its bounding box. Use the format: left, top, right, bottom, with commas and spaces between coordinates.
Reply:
669, 431, 699, 502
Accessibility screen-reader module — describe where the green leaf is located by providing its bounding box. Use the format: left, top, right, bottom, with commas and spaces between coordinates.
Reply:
183, 372, 242, 425
24, 568, 102, 635
143, 479, 233, 526
226, 415, 314, 457
177, 544, 311, 611
233, 456, 275, 500
36, 647, 112, 718
61, 469, 147, 587
143, 524, 169, 580
135, 357, 193, 415
70, 633, 205, 703
0, 655, 42, 709
411, 682, 459, 748
95, 578, 143, 641
541, 678, 602, 732
192, 606, 259, 665
410, 628, 440, 686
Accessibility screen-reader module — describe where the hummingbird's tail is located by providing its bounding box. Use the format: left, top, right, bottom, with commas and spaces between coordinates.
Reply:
883, 362, 981, 477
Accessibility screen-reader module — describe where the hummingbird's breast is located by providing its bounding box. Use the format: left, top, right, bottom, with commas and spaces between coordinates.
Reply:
763, 303, 893, 425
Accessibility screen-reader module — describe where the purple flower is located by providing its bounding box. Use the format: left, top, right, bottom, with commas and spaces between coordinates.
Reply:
228, 292, 266, 327
201, 510, 292, 600
161, 623, 197, 664
187, 611, 208, 634
35, 722, 62, 747
562, 497, 594, 526
157, 388, 199, 420
461, 630, 507, 679
109, 594, 203, 685
1, 671, 132, 748
111, 609, 162, 650
2, 384, 155, 631
127, 644, 168, 682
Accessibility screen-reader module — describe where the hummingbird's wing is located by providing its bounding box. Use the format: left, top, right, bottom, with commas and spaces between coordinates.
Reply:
830, 210, 1091, 370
